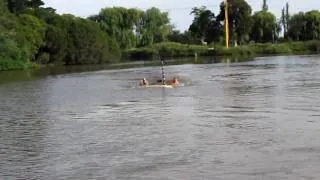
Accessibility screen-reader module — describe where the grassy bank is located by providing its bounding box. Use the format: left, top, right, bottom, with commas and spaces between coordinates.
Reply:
122, 40, 320, 60
0, 60, 39, 71
1, 40, 319, 71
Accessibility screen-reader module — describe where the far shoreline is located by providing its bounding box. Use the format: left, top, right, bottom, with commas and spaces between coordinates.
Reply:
1, 40, 319, 73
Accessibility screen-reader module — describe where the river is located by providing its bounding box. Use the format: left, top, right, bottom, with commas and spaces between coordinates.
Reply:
0, 55, 320, 180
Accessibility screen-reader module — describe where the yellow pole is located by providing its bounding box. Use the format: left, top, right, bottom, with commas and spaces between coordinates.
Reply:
224, 0, 229, 48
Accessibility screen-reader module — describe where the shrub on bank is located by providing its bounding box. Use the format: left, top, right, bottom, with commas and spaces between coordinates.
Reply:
0, 60, 37, 71
122, 42, 213, 60
248, 43, 292, 55
122, 40, 320, 61
288, 42, 309, 54
305, 40, 320, 53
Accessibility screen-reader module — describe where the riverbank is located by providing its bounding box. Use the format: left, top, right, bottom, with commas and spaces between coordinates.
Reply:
1, 40, 319, 72
0, 60, 40, 71
122, 40, 320, 60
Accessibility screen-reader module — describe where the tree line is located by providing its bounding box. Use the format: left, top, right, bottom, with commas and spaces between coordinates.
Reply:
0, 0, 319, 70
172, 0, 320, 46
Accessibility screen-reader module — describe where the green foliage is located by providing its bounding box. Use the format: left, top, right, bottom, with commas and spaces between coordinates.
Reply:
287, 12, 306, 41
167, 30, 199, 44
123, 42, 212, 60
122, 47, 158, 60
250, 10, 278, 43
89, 7, 142, 49
214, 45, 254, 57
0, 59, 37, 71
6, 0, 44, 14
280, 2, 290, 39
67, 17, 120, 65
1, 0, 320, 71
25, 0, 44, 9
38, 14, 121, 65
152, 42, 209, 57
0, 0, 6, 13
305, 40, 320, 52
90, 7, 172, 49
288, 10, 320, 41
248, 43, 292, 54
138, 7, 172, 47
217, 0, 252, 45
0, 6, 40, 68
123, 40, 320, 61
0, 1, 121, 71
304, 11, 320, 40
262, 0, 268, 11
18, 14, 46, 59
288, 41, 308, 54
189, 6, 222, 44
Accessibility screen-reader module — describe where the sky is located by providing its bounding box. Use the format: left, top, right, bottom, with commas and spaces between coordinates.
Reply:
43, 0, 320, 31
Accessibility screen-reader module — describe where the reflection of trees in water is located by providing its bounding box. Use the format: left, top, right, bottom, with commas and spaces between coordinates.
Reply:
0, 70, 38, 84
0, 80, 51, 179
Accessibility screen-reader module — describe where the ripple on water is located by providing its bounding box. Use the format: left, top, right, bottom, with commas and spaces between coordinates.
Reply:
1, 55, 320, 179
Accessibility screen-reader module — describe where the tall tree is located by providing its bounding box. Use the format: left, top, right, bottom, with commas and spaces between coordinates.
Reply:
88, 7, 143, 49
137, 7, 172, 47
6, 0, 26, 14
167, 30, 199, 44
89, 7, 171, 48
5, 0, 44, 14
262, 0, 268, 11
287, 12, 306, 41
1, 0, 6, 13
250, 0, 278, 43
189, 6, 222, 44
281, 2, 290, 39
26, 0, 44, 9
250, 11, 277, 43
217, 0, 252, 45
304, 10, 320, 40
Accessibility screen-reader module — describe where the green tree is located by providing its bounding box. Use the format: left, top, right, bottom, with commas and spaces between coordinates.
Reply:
262, 0, 268, 11
189, 6, 222, 44
1, 0, 6, 12
90, 7, 171, 48
287, 12, 306, 41
0, 3, 41, 69
137, 7, 172, 47
37, 14, 121, 65
6, 0, 26, 14
18, 14, 46, 61
287, 10, 320, 41
5, 0, 44, 14
89, 7, 143, 49
304, 10, 320, 40
280, 2, 290, 39
250, 0, 278, 43
167, 30, 199, 44
217, 0, 252, 45
26, 0, 44, 9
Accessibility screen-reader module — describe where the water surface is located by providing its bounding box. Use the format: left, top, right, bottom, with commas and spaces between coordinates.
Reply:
1, 55, 320, 180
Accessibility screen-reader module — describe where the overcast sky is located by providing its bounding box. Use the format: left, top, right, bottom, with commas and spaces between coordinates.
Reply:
43, 0, 320, 31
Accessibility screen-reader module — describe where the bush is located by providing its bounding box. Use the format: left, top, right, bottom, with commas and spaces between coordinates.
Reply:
122, 48, 158, 60
288, 41, 308, 54
248, 43, 292, 55
305, 40, 320, 53
0, 59, 37, 71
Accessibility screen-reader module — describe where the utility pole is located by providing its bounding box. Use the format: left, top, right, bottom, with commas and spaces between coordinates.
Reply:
224, 0, 229, 48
